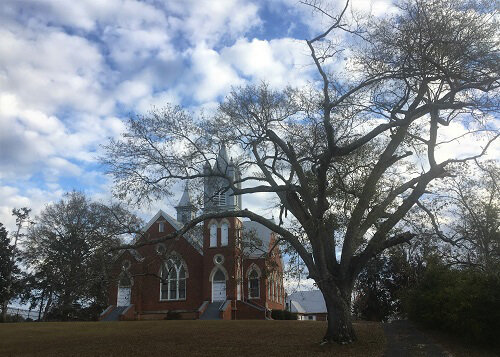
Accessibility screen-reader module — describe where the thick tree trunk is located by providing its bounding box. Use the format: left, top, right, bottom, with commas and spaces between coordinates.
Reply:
320, 282, 356, 344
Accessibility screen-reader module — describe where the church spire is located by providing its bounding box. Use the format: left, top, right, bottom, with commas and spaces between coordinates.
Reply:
214, 143, 229, 173
178, 184, 193, 207
175, 183, 196, 224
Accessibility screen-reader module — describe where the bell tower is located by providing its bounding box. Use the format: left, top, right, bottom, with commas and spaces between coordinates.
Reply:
203, 144, 242, 213
202, 144, 243, 303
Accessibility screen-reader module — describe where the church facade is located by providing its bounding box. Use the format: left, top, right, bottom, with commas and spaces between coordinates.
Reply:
102, 147, 285, 321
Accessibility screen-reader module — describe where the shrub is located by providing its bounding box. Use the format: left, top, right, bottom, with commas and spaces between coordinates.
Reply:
284, 310, 298, 320
403, 264, 500, 347
165, 311, 181, 320
271, 309, 285, 320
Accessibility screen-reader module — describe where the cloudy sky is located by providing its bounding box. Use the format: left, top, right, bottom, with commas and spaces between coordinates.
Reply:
0, 0, 336, 230
0, 0, 497, 232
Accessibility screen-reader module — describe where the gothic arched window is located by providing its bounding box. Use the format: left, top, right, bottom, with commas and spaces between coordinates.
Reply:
249, 269, 260, 298
160, 259, 187, 301
210, 224, 217, 247
221, 223, 228, 246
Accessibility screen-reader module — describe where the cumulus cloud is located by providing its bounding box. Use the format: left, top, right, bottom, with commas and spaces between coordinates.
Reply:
1, 0, 495, 241
221, 37, 313, 88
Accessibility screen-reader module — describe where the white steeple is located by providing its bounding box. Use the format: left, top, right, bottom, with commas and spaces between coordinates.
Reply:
203, 144, 242, 213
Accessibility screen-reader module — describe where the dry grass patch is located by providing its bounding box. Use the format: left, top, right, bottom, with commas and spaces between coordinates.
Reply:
0, 320, 385, 356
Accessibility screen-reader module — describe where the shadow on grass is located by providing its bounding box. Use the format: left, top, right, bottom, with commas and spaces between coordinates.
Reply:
0, 320, 385, 356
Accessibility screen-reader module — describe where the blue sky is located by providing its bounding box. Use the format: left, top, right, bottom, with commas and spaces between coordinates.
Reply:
0, 0, 339, 229
1, 0, 497, 232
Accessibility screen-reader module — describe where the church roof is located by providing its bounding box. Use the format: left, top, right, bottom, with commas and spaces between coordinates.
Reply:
287, 290, 327, 314
242, 220, 273, 259
140, 209, 203, 255
142, 209, 182, 232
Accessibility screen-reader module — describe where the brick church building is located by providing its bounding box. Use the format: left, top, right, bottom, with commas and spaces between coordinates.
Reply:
101, 147, 285, 321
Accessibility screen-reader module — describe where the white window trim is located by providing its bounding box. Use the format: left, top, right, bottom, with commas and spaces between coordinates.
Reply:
160, 259, 187, 301
159, 221, 165, 232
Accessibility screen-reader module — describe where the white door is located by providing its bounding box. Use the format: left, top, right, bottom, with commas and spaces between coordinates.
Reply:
117, 287, 131, 306
212, 281, 226, 302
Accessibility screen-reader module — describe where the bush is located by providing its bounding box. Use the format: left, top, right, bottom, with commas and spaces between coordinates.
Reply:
165, 311, 181, 320
271, 310, 297, 320
403, 264, 500, 347
271, 309, 285, 320
285, 310, 298, 320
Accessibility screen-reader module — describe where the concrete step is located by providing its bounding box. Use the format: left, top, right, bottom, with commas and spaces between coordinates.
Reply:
199, 301, 224, 320
101, 306, 128, 321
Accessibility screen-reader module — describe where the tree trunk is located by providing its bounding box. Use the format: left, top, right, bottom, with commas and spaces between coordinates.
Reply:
320, 282, 356, 344
43, 293, 53, 322
1, 301, 7, 322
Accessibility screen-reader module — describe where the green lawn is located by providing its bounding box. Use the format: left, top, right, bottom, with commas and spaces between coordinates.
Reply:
0, 320, 385, 356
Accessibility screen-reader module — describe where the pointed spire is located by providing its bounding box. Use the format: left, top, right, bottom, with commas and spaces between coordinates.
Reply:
176, 183, 196, 224
178, 183, 193, 207
214, 142, 229, 173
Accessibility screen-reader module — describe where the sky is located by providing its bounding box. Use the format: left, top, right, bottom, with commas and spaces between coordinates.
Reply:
0, 0, 498, 234
0, 0, 316, 230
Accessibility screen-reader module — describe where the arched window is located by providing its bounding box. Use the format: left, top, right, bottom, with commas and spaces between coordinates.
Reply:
221, 223, 228, 246
160, 259, 187, 301
249, 269, 260, 298
210, 224, 217, 247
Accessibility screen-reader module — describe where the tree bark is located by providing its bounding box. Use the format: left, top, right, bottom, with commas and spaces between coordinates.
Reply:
320, 281, 356, 344
1, 301, 7, 322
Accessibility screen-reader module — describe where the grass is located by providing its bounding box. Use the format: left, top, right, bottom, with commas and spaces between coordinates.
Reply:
0, 320, 385, 356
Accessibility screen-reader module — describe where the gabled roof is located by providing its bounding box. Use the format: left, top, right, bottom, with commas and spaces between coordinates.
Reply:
142, 209, 182, 232
287, 290, 327, 314
141, 209, 203, 255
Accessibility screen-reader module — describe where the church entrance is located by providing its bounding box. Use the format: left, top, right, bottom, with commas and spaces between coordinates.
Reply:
117, 287, 131, 306
212, 269, 226, 302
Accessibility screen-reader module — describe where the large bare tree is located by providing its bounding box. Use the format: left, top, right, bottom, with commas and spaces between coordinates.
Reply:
102, 0, 499, 343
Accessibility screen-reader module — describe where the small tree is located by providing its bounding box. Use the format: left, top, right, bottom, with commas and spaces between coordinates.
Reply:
0, 223, 19, 322
0, 208, 31, 322
103, 0, 499, 343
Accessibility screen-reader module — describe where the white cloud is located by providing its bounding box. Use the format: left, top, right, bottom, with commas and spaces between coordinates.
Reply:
0, 186, 64, 232
221, 37, 313, 88
164, 0, 262, 46
188, 45, 244, 103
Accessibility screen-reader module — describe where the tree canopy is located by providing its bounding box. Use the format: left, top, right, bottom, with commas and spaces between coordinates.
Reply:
22, 191, 142, 321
